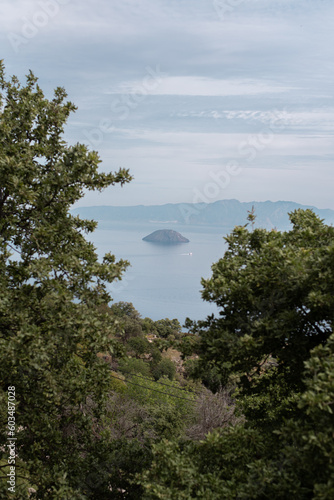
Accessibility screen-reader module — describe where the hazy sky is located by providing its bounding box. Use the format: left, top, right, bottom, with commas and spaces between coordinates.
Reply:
1, 0, 333, 208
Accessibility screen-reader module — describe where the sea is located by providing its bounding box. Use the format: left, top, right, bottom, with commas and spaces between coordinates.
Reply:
88, 221, 230, 326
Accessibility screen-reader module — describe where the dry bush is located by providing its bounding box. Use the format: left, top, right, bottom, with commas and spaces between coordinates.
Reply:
186, 385, 243, 440
105, 392, 156, 442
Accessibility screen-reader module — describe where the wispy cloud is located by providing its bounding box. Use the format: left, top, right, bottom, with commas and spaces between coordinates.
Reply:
223, 109, 334, 130
104, 128, 334, 159
107, 76, 296, 97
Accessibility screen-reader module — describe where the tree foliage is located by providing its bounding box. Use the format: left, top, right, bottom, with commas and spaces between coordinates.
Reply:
140, 210, 334, 499
0, 63, 132, 498
151, 359, 176, 381
196, 210, 334, 402
140, 334, 334, 498
153, 319, 182, 339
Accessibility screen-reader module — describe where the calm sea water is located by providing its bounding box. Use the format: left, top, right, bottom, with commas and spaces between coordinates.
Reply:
89, 222, 229, 325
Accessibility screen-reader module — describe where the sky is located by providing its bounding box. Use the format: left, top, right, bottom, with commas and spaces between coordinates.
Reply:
1, 0, 333, 209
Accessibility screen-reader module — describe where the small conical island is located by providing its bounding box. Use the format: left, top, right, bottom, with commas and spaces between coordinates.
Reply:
142, 229, 190, 244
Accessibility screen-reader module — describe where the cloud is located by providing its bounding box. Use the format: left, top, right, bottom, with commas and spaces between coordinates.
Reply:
102, 128, 334, 162
223, 109, 334, 130
107, 76, 296, 97
0, 0, 333, 210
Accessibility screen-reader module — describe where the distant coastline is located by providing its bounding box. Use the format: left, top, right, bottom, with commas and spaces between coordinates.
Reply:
72, 199, 334, 231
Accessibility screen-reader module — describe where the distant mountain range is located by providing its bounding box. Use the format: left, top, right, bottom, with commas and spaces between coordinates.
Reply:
71, 199, 334, 231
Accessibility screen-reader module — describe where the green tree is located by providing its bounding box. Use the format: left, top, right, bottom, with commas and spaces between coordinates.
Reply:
141, 317, 156, 335
0, 63, 132, 498
140, 333, 334, 499
196, 210, 334, 411
110, 301, 141, 321
127, 336, 151, 359
139, 210, 334, 499
109, 302, 143, 341
154, 318, 182, 339
151, 358, 176, 381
